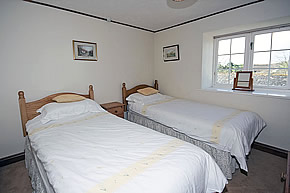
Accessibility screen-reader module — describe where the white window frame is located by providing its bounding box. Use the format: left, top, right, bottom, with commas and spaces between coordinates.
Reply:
213, 26, 290, 90
213, 33, 250, 88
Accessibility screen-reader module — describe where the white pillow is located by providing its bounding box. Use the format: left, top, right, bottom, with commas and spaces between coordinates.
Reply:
126, 93, 165, 104
37, 99, 104, 124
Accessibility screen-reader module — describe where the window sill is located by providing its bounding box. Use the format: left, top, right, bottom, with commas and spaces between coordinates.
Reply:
201, 87, 290, 100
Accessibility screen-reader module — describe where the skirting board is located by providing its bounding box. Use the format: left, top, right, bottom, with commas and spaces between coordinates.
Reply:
0, 142, 287, 167
0, 152, 25, 167
252, 142, 288, 159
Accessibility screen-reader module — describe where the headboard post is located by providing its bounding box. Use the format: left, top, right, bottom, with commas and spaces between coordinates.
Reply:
18, 91, 28, 137
89, 85, 94, 100
154, 80, 158, 90
122, 83, 127, 111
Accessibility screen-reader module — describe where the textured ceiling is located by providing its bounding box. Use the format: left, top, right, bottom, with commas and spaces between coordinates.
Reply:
33, 0, 261, 31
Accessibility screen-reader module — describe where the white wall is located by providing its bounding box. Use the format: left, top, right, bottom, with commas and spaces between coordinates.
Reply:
1, 0, 290, 159
0, 1, 154, 158
154, 0, 290, 150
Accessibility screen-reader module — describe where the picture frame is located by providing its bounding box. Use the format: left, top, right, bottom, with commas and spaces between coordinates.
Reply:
163, 44, 180, 62
73, 40, 97, 61
232, 71, 254, 91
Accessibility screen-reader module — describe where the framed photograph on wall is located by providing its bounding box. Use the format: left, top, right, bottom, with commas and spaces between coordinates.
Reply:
73, 40, 97, 61
163, 44, 179, 62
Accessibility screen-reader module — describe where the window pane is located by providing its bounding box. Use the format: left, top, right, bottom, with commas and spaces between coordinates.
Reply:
217, 55, 230, 69
272, 30, 290, 50
253, 52, 270, 68
253, 69, 269, 86
231, 37, 245, 54
231, 54, 244, 70
269, 69, 288, 87
218, 39, 230, 55
216, 55, 230, 84
271, 50, 290, 68
216, 69, 229, 84
254, 33, 271, 52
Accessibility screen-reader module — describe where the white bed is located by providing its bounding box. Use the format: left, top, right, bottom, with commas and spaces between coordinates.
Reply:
122, 81, 266, 178
18, 86, 227, 193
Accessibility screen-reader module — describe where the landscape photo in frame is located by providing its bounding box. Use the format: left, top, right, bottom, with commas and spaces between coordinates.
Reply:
163, 44, 179, 62
73, 40, 97, 61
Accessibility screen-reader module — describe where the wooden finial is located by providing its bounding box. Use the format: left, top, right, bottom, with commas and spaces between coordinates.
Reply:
154, 80, 158, 90
18, 91, 25, 99
122, 83, 127, 111
18, 90, 28, 137
89, 85, 94, 100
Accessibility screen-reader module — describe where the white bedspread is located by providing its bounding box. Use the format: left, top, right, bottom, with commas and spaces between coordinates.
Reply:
128, 97, 266, 172
26, 111, 227, 193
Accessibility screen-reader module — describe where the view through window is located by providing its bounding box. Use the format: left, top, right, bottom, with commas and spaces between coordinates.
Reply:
214, 27, 290, 89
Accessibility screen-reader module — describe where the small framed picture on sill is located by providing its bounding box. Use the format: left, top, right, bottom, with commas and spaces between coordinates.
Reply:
163, 44, 180, 62
232, 71, 254, 91
73, 40, 97, 61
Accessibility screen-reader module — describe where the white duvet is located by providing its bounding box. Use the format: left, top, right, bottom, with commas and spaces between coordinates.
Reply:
128, 96, 266, 172
26, 111, 227, 193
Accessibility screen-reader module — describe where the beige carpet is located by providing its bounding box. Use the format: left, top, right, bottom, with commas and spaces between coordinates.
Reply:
0, 149, 287, 193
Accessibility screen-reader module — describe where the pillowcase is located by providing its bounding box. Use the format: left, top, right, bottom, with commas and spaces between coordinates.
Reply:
52, 94, 86, 103
126, 93, 164, 104
37, 99, 104, 124
137, 87, 159, 96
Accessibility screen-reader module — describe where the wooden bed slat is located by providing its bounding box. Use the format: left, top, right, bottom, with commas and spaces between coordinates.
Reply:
18, 85, 94, 137
122, 80, 158, 111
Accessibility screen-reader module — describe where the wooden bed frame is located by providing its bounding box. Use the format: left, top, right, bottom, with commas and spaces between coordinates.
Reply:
18, 85, 94, 137
122, 80, 158, 111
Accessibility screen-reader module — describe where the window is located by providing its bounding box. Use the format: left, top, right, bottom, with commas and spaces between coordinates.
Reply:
213, 27, 290, 89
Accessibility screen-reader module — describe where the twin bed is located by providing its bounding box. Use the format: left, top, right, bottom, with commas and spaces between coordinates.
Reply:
18, 86, 227, 193
122, 80, 266, 179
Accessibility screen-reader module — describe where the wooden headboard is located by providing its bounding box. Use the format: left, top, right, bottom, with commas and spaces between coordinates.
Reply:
18, 85, 94, 137
122, 80, 158, 111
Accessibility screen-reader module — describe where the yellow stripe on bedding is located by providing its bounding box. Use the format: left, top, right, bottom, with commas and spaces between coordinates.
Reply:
141, 98, 176, 115
87, 139, 185, 193
28, 112, 108, 136
210, 110, 244, 143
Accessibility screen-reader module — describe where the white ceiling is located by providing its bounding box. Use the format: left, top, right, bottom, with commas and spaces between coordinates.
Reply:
34, 0, 261, 31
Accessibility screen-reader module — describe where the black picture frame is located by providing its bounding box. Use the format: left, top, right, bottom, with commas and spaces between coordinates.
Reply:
163, 44, 180, 62
73, 40, 97, 61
